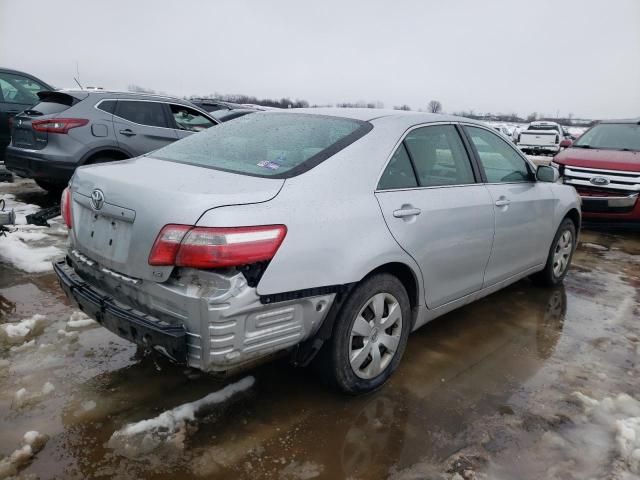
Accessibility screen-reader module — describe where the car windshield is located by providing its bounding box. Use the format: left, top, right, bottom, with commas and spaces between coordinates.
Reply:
151, 112, 371, 178
573, 123, 640, 151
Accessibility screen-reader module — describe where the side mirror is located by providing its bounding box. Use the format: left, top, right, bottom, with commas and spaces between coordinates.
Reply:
537, 165, 559, 183
559, 139, 572, 148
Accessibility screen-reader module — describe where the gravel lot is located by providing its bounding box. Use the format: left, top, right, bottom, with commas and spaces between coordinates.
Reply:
1, 177, 639, 479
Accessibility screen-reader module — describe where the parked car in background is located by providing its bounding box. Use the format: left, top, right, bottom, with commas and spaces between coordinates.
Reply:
0, 68, 52, 160
552, 118, 640, 226
5, 90, 218, 192
190, 98, 249, 113
210, 108, 256, 122
517, 121, 570, 155
54, 109, 580, 394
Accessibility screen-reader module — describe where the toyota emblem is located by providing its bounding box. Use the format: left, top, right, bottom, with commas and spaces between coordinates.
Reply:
90, 189, 105, 210
589, 176, 610, 186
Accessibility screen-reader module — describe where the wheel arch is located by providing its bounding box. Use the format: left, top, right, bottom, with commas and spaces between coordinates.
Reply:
79, 147, 131, 166
362, 261, 421, 314
564, 207, 581, 231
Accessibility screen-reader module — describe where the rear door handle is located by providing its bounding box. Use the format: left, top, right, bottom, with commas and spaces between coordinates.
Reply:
495, 198, 511, 207
393, 207, 422, 218
119, 129, 136, 137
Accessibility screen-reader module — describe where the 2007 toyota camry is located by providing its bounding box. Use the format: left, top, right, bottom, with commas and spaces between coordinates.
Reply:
53, 109, 581, 394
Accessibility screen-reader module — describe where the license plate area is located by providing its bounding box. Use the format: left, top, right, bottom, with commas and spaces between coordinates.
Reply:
12, 128, 35, 147
76, 206, 133, 263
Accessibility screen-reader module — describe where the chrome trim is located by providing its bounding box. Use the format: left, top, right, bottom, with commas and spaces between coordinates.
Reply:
93, 98, 218, 131
580, 193, 638, 208
71, 249, 141, 285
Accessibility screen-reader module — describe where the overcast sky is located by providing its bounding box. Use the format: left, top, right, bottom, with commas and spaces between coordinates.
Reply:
1, 0, 638, 119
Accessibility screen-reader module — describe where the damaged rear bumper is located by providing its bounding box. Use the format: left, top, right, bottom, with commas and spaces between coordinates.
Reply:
53, 254, 336, 372
53, 258, 187, 362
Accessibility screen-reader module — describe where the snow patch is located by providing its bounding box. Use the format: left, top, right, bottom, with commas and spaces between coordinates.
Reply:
0, 314, 47, 345
0, 430, 48, 479
66, 311, 97, 330
108, 376, 255, 459
279, 460, 324, 479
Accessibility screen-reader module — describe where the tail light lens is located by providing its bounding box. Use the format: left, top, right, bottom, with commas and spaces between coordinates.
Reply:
32, 118, 89, 134
61, 187, 72, 228
148, 225, 287, 269
555, 134, 559, 144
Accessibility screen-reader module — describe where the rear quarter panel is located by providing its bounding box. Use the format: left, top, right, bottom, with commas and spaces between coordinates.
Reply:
195, 118, 424, 299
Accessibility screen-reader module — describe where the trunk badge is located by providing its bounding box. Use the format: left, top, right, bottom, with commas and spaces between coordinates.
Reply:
589, 176, 610, 186
90, 189, 105, 210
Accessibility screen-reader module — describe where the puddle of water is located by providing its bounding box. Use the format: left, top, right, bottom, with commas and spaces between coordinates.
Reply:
0, 223, 638, 479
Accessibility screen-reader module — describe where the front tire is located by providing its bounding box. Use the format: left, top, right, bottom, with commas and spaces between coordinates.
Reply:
532, 218, 576, 286
319, 274, 411, 395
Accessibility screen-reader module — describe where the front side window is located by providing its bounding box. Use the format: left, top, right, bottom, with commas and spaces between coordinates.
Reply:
466, 126, 532, 183
0, 73, 46, 104
404, 125, 475, 187
573, 123, 640, 152
152, 112, 370, 178
115, 100, 169, 128
170, 104, 215, 132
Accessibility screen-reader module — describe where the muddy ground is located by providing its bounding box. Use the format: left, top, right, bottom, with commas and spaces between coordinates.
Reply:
1, 179, 639, 480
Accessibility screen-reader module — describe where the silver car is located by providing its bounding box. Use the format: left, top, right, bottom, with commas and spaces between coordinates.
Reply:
53, 109, 581, 394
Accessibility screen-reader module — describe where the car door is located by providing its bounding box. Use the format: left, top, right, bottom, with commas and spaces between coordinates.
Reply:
168, 103, 217, 140
0, 72, 48, 157
462, 124, 555, 286
112, 100, 178, 156
375, 124, 495, 308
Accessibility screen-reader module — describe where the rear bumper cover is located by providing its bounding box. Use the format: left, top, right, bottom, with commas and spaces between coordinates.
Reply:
518, 144, 560, 153
5, 147, 75, 183
54, 258, 187, 361
54, 253, 336, 372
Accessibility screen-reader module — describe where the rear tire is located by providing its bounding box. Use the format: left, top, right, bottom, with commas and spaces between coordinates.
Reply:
318, 273, 411, 395
532, 218, 576, 287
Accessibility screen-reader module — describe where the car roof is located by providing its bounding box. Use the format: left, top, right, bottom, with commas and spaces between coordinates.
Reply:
57, 89, 194, 103
286, 107, 484, 127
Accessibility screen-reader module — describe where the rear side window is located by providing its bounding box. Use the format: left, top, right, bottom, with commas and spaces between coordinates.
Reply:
97, 100, 116, 114
152, 112, 371, 178
115, 100, 169, 128
377, 144, 418, 190
404, 125, 475, 186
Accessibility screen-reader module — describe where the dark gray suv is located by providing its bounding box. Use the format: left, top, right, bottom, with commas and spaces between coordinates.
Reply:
5, 90, 218, 192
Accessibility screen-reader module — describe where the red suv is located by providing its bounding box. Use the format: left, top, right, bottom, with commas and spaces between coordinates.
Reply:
552, 119, 640, 226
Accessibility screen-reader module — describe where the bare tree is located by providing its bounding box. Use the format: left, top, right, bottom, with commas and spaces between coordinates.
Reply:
428, 100, 442, 114
393, 105, 411, 111
526, 112, 538, 123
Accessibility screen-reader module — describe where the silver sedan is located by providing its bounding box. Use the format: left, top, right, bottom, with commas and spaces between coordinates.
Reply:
54, 108, 581, 394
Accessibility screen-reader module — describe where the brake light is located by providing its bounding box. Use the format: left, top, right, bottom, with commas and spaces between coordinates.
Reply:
148, 225, 287, 268
61, 187, 72, 228
555, 134, 559, 144
32, 118, 89, 134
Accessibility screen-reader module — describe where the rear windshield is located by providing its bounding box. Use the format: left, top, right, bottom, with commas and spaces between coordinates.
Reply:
527, 124, 559, 132
28, 100, 71, 115
152, 112, 372, 178
574, 123, 640, 151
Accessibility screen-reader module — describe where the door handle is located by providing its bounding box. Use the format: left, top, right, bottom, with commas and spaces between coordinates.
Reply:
393, 207, 422, 218
119, 129, 136, 137
495, 198, 511, 207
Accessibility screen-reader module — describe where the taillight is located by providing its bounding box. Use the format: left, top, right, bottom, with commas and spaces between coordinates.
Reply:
148, 224, 287, 269
32, 118, 89, 134
61, 187, 72, 228
555, 134, 559, 144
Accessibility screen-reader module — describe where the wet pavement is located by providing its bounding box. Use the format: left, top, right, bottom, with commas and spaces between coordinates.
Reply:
1, 180, 639, 479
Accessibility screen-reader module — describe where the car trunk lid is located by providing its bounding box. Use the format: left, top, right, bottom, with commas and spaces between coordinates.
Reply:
70, 156, 285, 282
